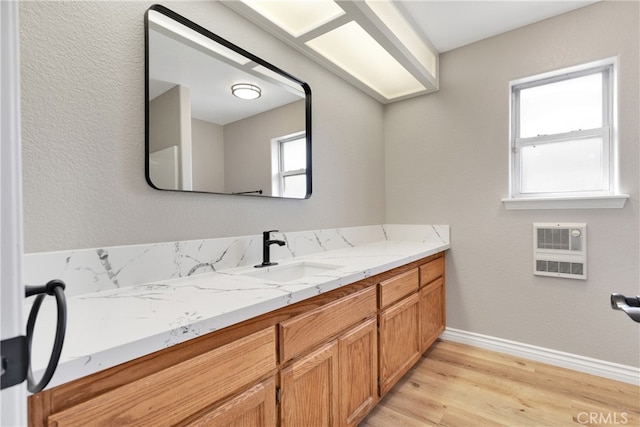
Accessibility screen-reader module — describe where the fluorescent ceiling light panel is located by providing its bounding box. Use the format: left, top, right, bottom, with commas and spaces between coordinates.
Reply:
365, 0, 437, 78
148, 10, 250, 65
306, 21, 425, 99
241, 0, 345, 37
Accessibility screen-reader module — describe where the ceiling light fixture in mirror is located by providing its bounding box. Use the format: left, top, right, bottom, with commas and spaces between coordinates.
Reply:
145, 5, 312, 199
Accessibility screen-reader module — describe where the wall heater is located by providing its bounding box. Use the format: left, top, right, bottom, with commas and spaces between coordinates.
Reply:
533, 223, 587, 280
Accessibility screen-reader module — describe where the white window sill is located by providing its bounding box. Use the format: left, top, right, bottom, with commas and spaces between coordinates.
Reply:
502, 195, 629, 210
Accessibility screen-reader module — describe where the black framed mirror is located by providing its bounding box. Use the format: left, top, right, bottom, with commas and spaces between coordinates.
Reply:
145, 5, 312, 198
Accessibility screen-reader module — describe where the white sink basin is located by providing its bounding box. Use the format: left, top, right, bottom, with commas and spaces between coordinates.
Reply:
235, 261, 343, 283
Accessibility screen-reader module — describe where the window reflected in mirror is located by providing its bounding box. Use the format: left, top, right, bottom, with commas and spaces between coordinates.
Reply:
276, 132, 307, 198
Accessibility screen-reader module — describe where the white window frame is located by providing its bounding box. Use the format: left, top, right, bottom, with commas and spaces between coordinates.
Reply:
504, 58, 628, 210
271, 131, 307, 198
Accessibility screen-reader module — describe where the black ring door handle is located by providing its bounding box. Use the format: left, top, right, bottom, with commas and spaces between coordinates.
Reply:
25, 280, 67, 393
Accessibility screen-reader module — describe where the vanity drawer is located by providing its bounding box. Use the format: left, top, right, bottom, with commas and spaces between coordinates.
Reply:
279, 286, 376, 362
378, 268, 419, 309
420, 256, 444, 287
47, 327, 276, 427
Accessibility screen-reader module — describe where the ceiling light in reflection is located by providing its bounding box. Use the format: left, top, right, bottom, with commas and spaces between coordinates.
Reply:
231, 83, 262, 100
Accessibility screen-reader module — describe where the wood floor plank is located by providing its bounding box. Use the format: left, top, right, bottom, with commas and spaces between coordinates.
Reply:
360, 340, 640, 427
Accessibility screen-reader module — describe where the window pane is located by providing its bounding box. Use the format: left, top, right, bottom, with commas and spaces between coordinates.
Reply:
283, 174, 307, 198
520, 137, 604, 194
282, 137, 306, 171
519, 73, 602, 138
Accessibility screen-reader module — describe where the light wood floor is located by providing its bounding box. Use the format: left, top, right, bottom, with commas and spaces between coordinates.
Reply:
360, 340, 639, 427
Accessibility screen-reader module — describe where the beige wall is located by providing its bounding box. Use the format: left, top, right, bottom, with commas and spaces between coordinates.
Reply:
149, 85, 192, 189
149, 85, 183, 153
384, 1, 640, 367
20, 1, 385, 252
191, 118, 224, 193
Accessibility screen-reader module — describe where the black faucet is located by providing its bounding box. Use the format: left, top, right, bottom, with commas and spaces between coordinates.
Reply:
255, 230, 286, 268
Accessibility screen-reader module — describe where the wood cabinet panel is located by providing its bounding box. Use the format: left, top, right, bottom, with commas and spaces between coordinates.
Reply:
47, 327, 276, 427
280, 286, 376, 362
419, 256, 444, 287
182, 377, 276, 427
419, 277, 445, 353
338, 318, 378, 427
378, 268, 419, 309
280, 341, 339, 427
378, 293, 421, 397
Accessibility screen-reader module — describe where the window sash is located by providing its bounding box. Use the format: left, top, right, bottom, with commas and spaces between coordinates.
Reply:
516, 133, 611, 196
512, 64, 612, 92
279, 139, 306, 172
281, 168, 306, 178
276, 133, 307, 197
510, 63, 614, 198
515, 127, 609, 147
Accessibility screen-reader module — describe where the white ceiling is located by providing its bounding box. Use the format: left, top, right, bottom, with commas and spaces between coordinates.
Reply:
395, 0, 600, 53
148, 13, 304, 125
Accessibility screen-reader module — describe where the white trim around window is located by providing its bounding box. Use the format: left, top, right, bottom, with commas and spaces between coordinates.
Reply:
271, 131, 307, 198
502, 194, 629, 210
505, 58, 628, 210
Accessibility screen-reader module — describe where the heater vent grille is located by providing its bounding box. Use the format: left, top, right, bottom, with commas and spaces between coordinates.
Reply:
535, 260, 584, 275
533, 223, 586, 280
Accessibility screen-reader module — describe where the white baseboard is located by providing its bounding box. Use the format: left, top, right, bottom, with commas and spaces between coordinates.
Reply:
440, 327, 640, 386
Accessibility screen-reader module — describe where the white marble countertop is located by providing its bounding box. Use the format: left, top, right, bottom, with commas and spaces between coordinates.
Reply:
29, 239, 449, 390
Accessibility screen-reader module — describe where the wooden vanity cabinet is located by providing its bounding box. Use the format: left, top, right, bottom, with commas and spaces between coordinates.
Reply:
419, 277, 445, 352
29, 252, 446, 427
280, 340, 339, 427
39, 327, 277, 427
419, 256, 446, 353
377, 253, 446, 396
377, 270, 421, 397
338, 318, 378, 427
419, 255, 444, 286
279, 286, 378, 427
280, 319, 378, 427
183, 376, 277, 427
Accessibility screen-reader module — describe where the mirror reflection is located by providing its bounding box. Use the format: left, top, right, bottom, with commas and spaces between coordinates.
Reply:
145, 5, 312, 198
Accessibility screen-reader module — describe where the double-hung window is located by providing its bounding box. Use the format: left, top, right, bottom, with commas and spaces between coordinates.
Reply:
276, 132, 307, 198
508, 60, 624, 208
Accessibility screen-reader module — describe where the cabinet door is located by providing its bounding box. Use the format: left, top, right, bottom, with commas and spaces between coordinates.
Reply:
419, 277, 445, 353
280, 341, 339, 427
184, 377, 276, 427
378, 293, 421, 397
338, 318, 378, 427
